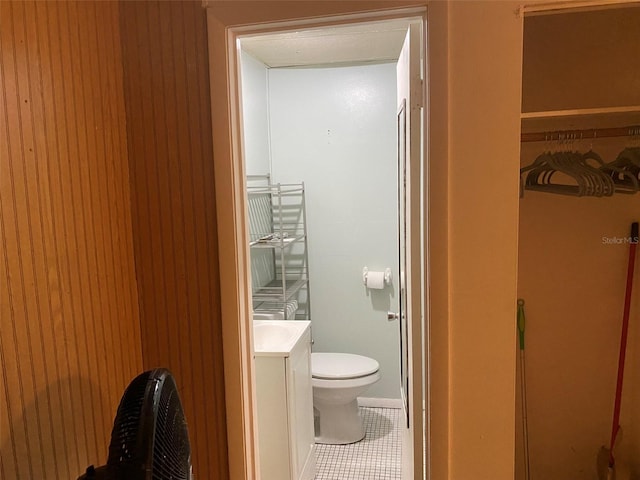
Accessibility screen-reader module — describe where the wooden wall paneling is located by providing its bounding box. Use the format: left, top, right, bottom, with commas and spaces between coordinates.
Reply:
18, 1, 76, 475
118, 2, 153, 366
186, 0, 230, 473
0, 1, 142, 479
99, 0, 139, 388
2, 3, 51, 478
163, 0, 202, 463
119, 1, 229, 479
77, 1, 116, 425
124, 0, 168, 369
188, 0, 229, 473
35, 0, 91, 469
98, 0, 144, 431
162, 0, 196, 458
87, 0, 119, 397
56, 0, 105, 458
71, 0, 111, 449
154, 0, 184, 379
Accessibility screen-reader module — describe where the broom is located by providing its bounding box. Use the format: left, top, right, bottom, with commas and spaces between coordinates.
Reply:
600, 222, 638, 480
517, 298, 531, 480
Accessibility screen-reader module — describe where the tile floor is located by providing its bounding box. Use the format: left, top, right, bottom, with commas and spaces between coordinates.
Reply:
314, 407, 402, 480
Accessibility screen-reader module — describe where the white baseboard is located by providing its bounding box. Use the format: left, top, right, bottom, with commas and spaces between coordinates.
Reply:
301, 444, 316, 480
401, 423, 412, 480
357, 397, 403, 409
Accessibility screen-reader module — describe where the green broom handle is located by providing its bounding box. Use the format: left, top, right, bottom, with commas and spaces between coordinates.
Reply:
517, 299, 526, 350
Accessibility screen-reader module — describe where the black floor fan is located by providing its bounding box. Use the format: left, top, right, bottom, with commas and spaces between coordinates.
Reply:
78, 368, 192, 480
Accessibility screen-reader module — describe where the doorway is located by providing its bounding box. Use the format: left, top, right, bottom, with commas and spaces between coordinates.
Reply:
238, 18, 424, 480
210, 8, 428, 480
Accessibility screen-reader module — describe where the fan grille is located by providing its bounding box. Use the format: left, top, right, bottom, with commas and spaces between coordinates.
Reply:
152, 374, 191, 480
107, 371, 151, 465
103, 369, 191, 480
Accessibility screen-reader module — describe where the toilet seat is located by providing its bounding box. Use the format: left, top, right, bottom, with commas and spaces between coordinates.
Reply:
312, 352, 379, 380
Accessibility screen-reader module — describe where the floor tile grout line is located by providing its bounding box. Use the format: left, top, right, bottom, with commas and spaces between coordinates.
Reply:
315, 406, 402, 480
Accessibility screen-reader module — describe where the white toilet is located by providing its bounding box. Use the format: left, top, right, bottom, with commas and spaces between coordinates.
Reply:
311, 352, 380, 444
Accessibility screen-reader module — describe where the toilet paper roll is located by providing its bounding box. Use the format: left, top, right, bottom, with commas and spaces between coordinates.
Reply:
365, 271, 385, 289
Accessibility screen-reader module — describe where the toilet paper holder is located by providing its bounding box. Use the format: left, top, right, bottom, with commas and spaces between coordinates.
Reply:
362, 267, 392, 286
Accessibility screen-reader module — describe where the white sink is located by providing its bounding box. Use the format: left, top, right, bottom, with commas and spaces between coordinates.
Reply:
253, 320, 310, 357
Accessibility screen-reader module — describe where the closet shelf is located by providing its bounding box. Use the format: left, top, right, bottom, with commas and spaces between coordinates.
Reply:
521, 105, 640, 137
521, 105, 640, 120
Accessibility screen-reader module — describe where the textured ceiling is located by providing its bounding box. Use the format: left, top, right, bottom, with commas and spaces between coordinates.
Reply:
239, 20, 410, 68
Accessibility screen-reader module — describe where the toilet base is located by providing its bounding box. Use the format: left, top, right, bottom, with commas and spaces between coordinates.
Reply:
314, 398, 365, 444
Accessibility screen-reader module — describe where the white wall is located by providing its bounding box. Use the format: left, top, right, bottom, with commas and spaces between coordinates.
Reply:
241, 52, 276, 291
241, 51, 270, 175
267, 63, 401, 399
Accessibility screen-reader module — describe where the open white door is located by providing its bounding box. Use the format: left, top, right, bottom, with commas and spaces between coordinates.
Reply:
396, 20, 424, 480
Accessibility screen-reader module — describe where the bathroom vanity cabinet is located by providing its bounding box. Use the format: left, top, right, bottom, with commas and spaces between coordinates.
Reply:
254, 322, 315, 480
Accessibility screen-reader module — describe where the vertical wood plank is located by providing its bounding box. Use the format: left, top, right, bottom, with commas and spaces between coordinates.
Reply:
19, 1, 67, 476
1, 2, 142, 478
41, 0, 87, 468
31, 0, 76, 473
169, 0, 202, 467
2, 1, 228, 478
119, 2, 229, 478
2, 3, 47, 477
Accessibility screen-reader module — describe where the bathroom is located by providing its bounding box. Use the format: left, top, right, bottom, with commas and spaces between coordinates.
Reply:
238, 20, 416, 480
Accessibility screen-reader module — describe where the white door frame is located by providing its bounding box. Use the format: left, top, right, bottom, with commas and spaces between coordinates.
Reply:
206, 6, 428, 480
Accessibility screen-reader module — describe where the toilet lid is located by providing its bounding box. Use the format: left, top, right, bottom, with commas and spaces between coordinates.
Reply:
311, 352, 379, 380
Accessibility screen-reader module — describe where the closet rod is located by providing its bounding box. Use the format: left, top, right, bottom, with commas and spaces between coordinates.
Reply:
521, 125, 640, 143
